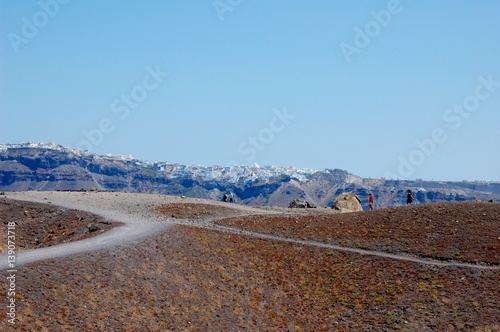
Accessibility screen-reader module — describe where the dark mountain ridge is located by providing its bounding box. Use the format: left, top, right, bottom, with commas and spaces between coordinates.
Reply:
1, 143, 499, 208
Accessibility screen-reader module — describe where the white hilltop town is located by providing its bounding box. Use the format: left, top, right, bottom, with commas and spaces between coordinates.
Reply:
1, 142, 499, 186
0, 142, 354, 185
161, 163, 333, 184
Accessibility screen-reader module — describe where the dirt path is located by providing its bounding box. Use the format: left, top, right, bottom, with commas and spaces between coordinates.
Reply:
203, 224, 500, 270
1, 191, 498, 271
0, 192, 171, 270
0, 191, 272, 271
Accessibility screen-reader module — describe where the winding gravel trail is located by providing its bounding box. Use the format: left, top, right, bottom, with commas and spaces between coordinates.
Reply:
203, 224, 500, 270
0, 192, 171, 270
1, 191, 498, 271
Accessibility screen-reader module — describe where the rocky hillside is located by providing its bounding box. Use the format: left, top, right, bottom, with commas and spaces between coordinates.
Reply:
1, 143, 499, 208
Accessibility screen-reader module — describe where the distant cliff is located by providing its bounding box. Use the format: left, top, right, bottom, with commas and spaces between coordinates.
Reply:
1, 143, 499, 208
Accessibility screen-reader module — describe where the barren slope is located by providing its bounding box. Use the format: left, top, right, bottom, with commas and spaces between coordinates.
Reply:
217, 202, 500, 265
0, 198, 117, 253
1, 193, 498, 331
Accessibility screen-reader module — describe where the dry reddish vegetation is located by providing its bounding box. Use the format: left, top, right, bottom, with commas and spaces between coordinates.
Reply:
0, 198, 117, 252
155, 203, 241, 220
2, 201, 499, 331
3, 224, 499, 331
218, 202, 500, 265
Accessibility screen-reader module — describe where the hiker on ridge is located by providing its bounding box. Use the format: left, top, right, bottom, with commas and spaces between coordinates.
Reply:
368, 193, 374, 210
406, 190, 413, 205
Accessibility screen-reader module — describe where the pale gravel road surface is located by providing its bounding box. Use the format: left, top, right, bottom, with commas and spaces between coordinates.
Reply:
0, 191, 272, 271
0, 192, 169, 270
1, 191, 498, 271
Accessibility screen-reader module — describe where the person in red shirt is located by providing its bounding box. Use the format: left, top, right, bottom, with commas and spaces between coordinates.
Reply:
368, 193, 374, 210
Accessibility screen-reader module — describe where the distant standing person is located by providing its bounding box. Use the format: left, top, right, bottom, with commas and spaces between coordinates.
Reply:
406, 190, 413, 205
229, 192, 234, 203
368, 193, 374, 210
223, 193, 228, 202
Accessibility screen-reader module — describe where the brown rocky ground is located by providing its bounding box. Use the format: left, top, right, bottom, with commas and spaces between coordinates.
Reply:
155, 203, 246, 220
0, 198, 118, 252
3, 225, 498, 331
217, 202, 500, 266
1, 197, 499, 331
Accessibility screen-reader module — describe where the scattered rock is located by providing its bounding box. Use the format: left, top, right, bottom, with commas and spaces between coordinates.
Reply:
332, 192, 363, 213
289, 199, 316, 209
87, 222, 100, 232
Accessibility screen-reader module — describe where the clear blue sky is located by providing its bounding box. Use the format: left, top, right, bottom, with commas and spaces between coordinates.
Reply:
1, 1, 499, 181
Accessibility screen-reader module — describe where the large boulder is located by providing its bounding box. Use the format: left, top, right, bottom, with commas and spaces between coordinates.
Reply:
332, 192, 362, 213
289, 199, 316, 209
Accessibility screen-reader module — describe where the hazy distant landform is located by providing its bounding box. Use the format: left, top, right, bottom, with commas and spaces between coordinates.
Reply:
1, 142, 499, 208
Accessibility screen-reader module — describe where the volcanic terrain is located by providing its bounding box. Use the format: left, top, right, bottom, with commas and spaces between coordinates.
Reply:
1, 192, 498, 331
